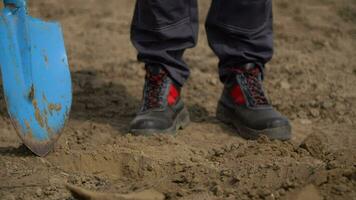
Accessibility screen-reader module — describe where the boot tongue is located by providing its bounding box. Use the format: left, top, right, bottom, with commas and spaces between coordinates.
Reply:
227, 63, 262, 78
142, 66, 168, 111
241, 63, 257, 71
240, 63, 261, 76
242, 65, 268, 106
147, 65, 163, 76
231, 63, 269, 106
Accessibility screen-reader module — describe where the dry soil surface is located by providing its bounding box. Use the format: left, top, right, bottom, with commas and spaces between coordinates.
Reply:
0, 0, 355, 200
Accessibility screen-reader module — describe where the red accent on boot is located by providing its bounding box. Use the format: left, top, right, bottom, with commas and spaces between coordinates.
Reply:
168, 85, 179, 106
231, 85, 246, 105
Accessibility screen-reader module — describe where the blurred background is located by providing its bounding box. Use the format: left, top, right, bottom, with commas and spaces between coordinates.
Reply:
0, 0, 355, 199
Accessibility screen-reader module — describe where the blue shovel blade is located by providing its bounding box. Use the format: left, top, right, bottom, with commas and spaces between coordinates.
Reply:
0, 9, 72, 156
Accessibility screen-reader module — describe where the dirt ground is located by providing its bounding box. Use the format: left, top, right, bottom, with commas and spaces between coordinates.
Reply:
0, 0, 355, 199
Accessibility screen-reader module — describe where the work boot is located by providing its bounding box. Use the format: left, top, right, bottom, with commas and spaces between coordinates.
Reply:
129, 65, 190, 135
217, 63, 292, 140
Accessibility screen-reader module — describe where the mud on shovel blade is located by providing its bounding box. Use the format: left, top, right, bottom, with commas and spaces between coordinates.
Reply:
0, 0, 72, 156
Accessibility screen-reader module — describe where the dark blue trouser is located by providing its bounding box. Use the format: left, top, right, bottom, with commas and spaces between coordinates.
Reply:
131, 0, 273, 86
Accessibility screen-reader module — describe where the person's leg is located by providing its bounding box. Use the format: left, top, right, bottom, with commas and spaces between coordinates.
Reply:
206, 0, 273, 81
206, 0, 292, 140
131, 0, 199, 86
130, 0, 198, 135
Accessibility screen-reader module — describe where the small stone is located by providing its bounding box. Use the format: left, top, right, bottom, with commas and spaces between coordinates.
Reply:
220, 169, 232, 177
44, 189, 52, 196
224, 188, 234, 196
337, 110, 345, 116
274, 192, 280, 199
309, 109, 320, 118
259, 164, 267, 169
283, 179, 295, 189
344, 117, 353, 124
211, 185, 223, 196
280, 81, 291, 90
257, 188, 271, 197
75, 130, 83, 138
257, 135, 270, 143
321, 101, 334, 109
230, 143, 240, 150
213, 148, 224, 157
278, 188, 286, 196
312, 171, 328, 185
60, 172, 70, 177
35, 188, 43, 197
230, 175, 241, 185
333, 184, 349, 193
190, 157, 199, 163
248, 189, 258, 198
297, 111, 308, 118
176, 191, 184, 197
49, 177, 63, 185
208, 78, 218, 86
309, 100, 318, 107
265, 193, 276, 200
300, 119, 312, 125
146, 164, 154, 171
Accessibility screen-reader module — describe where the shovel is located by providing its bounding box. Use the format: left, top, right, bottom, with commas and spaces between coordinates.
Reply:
0, 0, 72, 156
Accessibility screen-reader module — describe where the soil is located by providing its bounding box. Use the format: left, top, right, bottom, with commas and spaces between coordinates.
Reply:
0, 0, 355, 200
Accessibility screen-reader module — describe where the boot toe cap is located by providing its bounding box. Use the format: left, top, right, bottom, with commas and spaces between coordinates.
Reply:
130, 117, 170, 132
266, 117, 291, 129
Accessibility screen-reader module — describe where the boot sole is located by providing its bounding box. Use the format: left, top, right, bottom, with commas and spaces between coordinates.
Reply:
216, 102, 292, 141
130, 107, 191, 136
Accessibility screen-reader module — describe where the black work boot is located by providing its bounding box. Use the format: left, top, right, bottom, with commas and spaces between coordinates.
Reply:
217, 63, 292, 140
129, 65, 190, 135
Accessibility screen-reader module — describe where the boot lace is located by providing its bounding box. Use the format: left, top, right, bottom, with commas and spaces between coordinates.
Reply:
142, 70, 167, 111
244, 68, 269, 106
